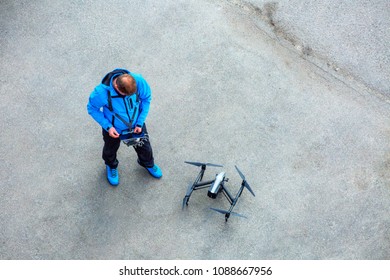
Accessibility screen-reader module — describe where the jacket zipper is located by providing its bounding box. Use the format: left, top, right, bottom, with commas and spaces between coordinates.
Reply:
122, 97, 132, 126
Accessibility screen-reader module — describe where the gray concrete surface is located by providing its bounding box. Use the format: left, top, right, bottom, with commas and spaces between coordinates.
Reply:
228, 0, 390, 97
0, 0, 389, 259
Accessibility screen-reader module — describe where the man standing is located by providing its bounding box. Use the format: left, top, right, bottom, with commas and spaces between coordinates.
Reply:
87, 68, 162, 186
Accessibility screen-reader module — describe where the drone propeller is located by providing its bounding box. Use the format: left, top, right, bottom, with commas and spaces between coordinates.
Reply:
235, 165, 256, 197
185, 161, 223, 168
235, 165, 246, 181
210, 208, 247, 219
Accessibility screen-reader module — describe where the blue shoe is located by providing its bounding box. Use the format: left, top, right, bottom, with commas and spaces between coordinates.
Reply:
137, 159, 162, 178
146, 164, 162, 178
106, 165, 119, 186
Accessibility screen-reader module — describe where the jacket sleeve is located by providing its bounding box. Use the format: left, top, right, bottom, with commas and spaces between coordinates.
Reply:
87, 86, 112, 131
135, 76, 152, 127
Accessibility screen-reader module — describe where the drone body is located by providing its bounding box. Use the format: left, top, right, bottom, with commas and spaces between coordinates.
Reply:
208, 171, 226, 199
182, 161, 255, 222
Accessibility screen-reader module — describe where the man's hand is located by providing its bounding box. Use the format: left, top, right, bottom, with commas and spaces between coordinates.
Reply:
133, 126, 142, 134
108, 127, 120, 138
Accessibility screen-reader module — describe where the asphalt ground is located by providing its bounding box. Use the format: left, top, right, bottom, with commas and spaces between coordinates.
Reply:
229, 0, 390, 96
0, 0, 389, 259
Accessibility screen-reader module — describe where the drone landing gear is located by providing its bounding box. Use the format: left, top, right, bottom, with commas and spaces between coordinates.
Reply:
182, 180, 215, 208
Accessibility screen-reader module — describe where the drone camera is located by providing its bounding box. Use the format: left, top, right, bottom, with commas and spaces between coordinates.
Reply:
207, 190, 218, 199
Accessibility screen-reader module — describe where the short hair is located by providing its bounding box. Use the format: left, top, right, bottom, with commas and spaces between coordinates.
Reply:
116, 74, 135, 94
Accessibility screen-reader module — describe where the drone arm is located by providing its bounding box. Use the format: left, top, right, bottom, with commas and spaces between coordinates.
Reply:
226, 192, 241, 216
232, 184, 246, 207
219, 184, 246, 219
182, 169, 204, 208
220, 184, 234, 205
192, 168, 205, 186
194, 180, 214, 189
200, 164, 207, 181
183, 168, 214, 209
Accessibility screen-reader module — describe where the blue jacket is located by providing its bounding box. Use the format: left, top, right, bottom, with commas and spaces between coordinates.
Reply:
87, 69, 151, 134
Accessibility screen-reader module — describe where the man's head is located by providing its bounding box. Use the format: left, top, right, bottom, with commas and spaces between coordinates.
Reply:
114, 74, 137, 96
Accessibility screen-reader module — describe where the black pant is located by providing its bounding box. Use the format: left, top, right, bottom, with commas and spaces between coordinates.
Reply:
102, 124, 154, 168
